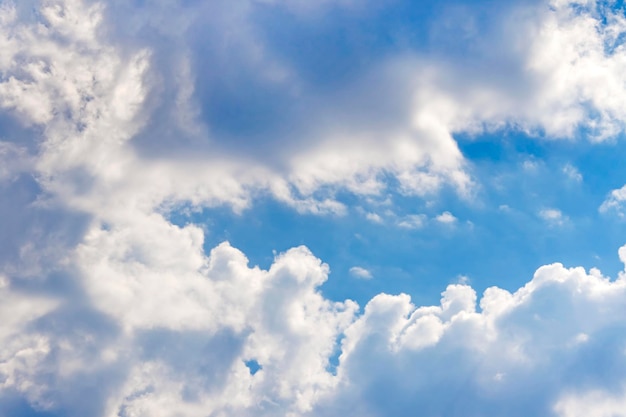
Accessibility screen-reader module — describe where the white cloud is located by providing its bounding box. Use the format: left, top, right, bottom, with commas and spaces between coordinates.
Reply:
436, 211, 458, 224
0, 277, 58, 408
3, 233, 359, 416
4, 0, 626, 416
554, 387, 626, 417
397, 214, 427, 229
349, 266, 373, 280
323, 255, 626, 417
100, 243, 358, 416
520, 0, 626, 139
563, 163, 583, 182
399, 0, 626, 141
365, 212, 383, 224
3, 0, 622, 225
0, 0, 476, 222
7, 238, 626, 415
600, 184, 626, 217
539, 208, 568, 226
522, 159, 541, 172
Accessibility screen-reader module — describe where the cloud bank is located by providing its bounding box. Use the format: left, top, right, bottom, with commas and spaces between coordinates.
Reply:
1, 0, 626, 416
4, 238, 626, 416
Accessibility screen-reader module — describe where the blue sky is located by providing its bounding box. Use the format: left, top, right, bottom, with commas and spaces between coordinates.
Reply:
184, 130, 626, 308
3, 0, 626, 416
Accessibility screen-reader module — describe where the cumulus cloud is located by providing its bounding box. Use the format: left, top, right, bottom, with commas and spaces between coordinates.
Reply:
3, 0, 626, 416
315, 257, 626, 417
102, 243, 358, 417
521, 0, 626, 139
8, 239, 626, 416
435, 211, 458, 224
0, 240, 359, 417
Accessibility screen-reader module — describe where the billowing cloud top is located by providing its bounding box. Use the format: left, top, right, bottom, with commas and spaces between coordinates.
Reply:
2, 0, 626, 416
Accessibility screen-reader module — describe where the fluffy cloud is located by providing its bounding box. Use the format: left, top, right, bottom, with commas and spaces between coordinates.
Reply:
7, 239, 626, 416
435, 211, 457, 224
4, 0, 625, 218
314, 259, 626, 417
423, 0, 626, 139
2, 0, 626, 416
2, 233, 359, 416
94, 243, 358, 417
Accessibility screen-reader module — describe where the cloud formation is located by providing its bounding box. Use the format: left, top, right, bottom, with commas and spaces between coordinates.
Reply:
321, 259, 626, 417
5, 238, 626, 416
2, 0, 626, 416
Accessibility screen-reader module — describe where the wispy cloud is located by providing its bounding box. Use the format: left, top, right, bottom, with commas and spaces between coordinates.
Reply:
539, 208, 568, 226
397, 214, 428, 229
349, 266, 373, 279
563, 164, 583, 182
600, 184, 626, 217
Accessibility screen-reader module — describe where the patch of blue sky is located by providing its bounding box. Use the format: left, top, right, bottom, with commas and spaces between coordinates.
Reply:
0, 395, 60, 417
168, 123, 626, 310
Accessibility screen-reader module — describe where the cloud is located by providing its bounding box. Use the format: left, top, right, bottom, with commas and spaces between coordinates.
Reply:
554, 387, 626, 417
435, 211, 458, 224
416, 0, 626, 140
364, 212, 383, 224
7, 240, 626, 416
397, 214, 427, 229
2, 237, 359, 416
457, 274, 471, 285
315, 255, 626, 417
349, 266, 373, 280
4, 0, 625, 222
600, 184, 626, 217
102, 0, 473, 207
523, 159, 541, 172
520, 0, 626, 139
539, 208, 568, 226
3, 0, 626, 416
563, 164, 583, 182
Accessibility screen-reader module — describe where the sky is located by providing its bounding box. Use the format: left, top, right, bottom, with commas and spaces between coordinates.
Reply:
2, 0, 626, 416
